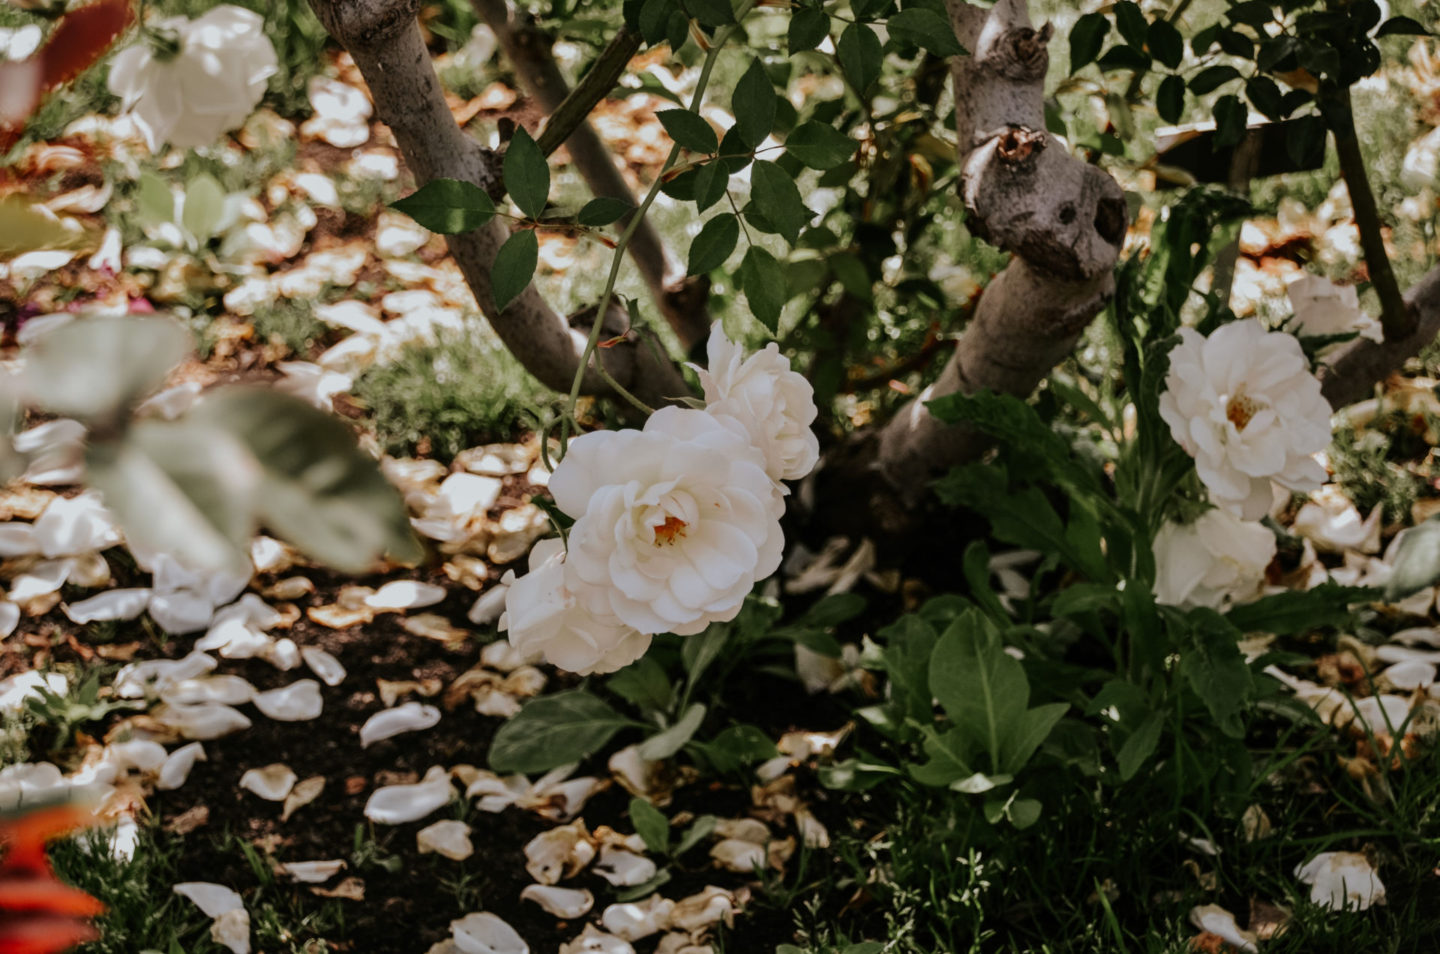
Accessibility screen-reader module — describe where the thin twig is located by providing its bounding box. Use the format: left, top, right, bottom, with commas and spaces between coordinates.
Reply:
535, 26, 642, 158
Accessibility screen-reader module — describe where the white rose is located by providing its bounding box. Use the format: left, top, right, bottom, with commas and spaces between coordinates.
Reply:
694, 322, 819, 483
1286, 273, 1383, 345
1159, 320, 1332, 520
1152, 508, 1276, 610
501, 539, 650, 675
107, 5, 277, 151
551, 407, 783, 636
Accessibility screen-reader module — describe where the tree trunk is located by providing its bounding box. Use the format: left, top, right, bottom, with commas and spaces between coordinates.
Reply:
874, 0, 1128, 505
307, 0, 690, 409
471, 0, 713, 354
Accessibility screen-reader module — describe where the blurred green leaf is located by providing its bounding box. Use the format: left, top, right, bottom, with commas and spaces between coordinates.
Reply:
391, 178, 496, 234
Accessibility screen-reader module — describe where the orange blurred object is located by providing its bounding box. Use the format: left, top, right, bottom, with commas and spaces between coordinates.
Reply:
0, 804, 105, 954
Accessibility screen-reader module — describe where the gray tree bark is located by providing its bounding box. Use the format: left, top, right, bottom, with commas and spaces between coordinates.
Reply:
874, 0, 1128, 503
307, 0, 689, 409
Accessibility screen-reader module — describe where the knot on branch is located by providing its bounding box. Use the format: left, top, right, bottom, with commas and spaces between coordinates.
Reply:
995, 125, 1046, 166
307, 0, 422, 48
991, 23, 1051, 82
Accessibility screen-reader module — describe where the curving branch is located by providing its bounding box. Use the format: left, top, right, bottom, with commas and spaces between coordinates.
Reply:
307, 0, 689, 409
472, 0, 713, 354
1319, 263, 1440, 409
874, 0, 1128, 503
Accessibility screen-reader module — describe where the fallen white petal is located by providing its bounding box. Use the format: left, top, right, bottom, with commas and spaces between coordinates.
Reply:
601, 896, 675, 941
593, 846, 657, 887
559, 925, 635, 954
1382, 660, 1436, 691
174, 882, 245, 918
360, 701, 441, 747
107, 740, 169, 773
280, 860, 346, 883
239, 764, 298, 801
1189, 903, 1258, 953
253, 680, 324, 721
450, 912, 529, 954
266, 638, 302, 671
366, 580, 447, 610
468, 585, 510, 626
364, 765, 454, 824
710, 839, 767, 873
64, 588, 152, 624
212, 907, 252, 954
523, 820, 596, 884
162, 675, 256, 707
155, 703, 252, 740
1295, 851, 1385, 911
418, 819, 474, 860
157, 742, 206, 790
301, 646, 347, 686
668, 886, 735, 932
520, 884, 594, 919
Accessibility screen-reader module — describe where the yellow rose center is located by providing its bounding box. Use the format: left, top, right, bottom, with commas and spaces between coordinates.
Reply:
653, 515, 689, 546
1226, 391, 1260, 432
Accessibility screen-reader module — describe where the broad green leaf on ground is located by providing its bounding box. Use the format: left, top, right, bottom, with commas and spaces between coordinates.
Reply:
181, 173, 225, 244
1116, 712, 1164, 781
490, 690, 633, 773
607, 656, 674, 715
887, 8, 965, 56
194, 387, 422, 573
491, 229, 539, 312
504, 128, 550, 218
688, 213, 739, 275
785, 121, 856, 170
738, 246, 785, 333
693, 724, 777, 773
638, 702, 706, 761
629, 797, 669, 855
390, 178, 496, 233
749, 161, 812, 244
1383, 517, 1440, 600
657, 108, 718, 154
682, 620, 730, 685
1172, 608, 1252, 738
908, 726, 973, 786
838, 22, 883, 93
880, 615, 939, 724
1224, 584, 1369, 634
86, 419, 256, 576
0, 194, 91, 260
577, 196, 633, 227
23, 315, 192, 421
732, 59, 777, 149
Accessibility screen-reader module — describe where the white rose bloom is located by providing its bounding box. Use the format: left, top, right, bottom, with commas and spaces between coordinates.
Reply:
1159, 320, 1332, 520
501, 539, 651, 675
107, 5, 277, 151
1152, 508, 1276, 610
551, 407, 784, 636
694, 322, 819, 483
1286, 274, 1383, 344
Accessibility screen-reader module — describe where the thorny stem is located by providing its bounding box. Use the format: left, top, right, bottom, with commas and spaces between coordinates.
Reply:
559, 2, 758, 453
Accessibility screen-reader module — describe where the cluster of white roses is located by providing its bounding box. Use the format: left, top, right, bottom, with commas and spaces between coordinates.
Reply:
501, 323, 819, 675
1153, 315, 1335, 609
108, 5, 276, 151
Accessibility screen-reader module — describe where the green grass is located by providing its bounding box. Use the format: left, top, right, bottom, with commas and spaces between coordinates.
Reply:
351, 325, 560, 459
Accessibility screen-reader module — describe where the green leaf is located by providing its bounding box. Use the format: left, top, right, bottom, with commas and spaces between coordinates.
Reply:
657, 108, 718, 154
1212, 94, 1247, 148
681, 621, 729, 684
732, 59, 777, 150
193, 388, 422, 572
684, 0, 733, 27
1285, 113, 1327, 168
491, 229, 539, 312
1174, 609, 1251, 738
1114, 1, 1147, 48
1245, 75, 1284, 120
182, 173, 226, 244
86, 420, 255, 576
607, 656, 674, 715
1157, 74, 1185, 124
843, 943, 885, 954
629, 797, 670, 855
800, 592, 866, 628
738, 245, 785, 332
929, 612, 1028, 772
838, 22, 882, 93
638, 702, 706, 760
134, 171, 174, 225
789, 6, 829, 53
887, 8, 965, 56
490, 690, 632, 773
1069, 13, 1110, 72
391, 178, 496, 234
675, 815, 716, 855
1188, 64, 1240, 94
1224, 584, 1368, 634
1375, 15, 1431, 37
1003, 702, 1069, 775
909, 726, 973, 786
1116, 712, 1164, 781
578, 196, 633, 227
614, 869, 672, 902
1146, 19, 1184, 70
687, 213, 739, 275
749, 161, 811, 244
785, 121, 855, 169
694, 724, 778, 773
1007, 798, 1042, 830
693, 158, 730, 212
1384, 517, 1440, 600
1097, 44, 1151, 71
503, 128, 550, 219
926, 389, 1102, 496
880, 615, 939, 724
23, 315, 192, 421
